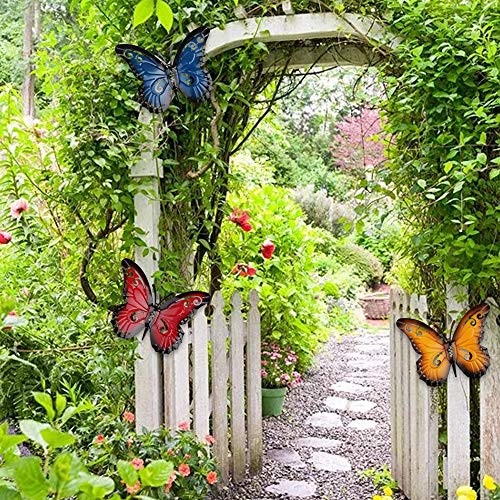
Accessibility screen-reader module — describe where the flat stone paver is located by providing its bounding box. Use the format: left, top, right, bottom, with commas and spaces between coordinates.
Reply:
348, 419, 378, 431
310, 451, 352, 472
347, 359, 385, 370
306, 412, 343, 428
265, 480, 317, 498
330, 381, 372, 395
354, 345, 385, 353
324, 395, 349, 410
267, 448, 306, 468
293, 437, 342, 449
325, 397, 377, 414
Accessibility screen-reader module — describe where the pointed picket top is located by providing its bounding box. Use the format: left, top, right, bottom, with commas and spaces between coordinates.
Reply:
249, 289, 259, 309
231, 290, 242, 310
212, 290, 225, 311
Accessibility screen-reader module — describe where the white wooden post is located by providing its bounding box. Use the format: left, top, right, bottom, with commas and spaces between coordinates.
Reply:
132, 109, 164, 432
246, 290, 262, 475
480, 298, 500, 493
230, 292, 246, 482
446, 284, 470, 499
389, 288, 399, 484
401, 292, 411, 493
409, 294, 420, 500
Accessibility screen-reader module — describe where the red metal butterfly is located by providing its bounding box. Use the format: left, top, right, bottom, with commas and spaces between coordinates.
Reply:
111, 259, 210, 354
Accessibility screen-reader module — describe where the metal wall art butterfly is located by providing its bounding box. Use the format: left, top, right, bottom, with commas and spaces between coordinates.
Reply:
397, 303, 490, 386
111, 259, 210, 354
115, 26, 212, 113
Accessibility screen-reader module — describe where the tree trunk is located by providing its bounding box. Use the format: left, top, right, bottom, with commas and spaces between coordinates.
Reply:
22, 0, 39, 119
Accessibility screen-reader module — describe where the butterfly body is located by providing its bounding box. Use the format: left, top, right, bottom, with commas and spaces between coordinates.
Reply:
115, 26, 212, 113
112, 259, 210, 354
397, 303, 490, 386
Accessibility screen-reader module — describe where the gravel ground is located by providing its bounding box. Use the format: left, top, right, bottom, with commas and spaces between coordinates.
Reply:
211, 329, 406, 500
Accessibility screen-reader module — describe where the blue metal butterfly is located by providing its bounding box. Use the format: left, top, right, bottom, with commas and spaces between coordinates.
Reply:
115, 26, 212, 113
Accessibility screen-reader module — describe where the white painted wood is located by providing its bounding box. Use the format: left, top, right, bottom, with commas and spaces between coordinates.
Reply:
409, 294, 420, 500
211, 292, 230, 481
246, 290, 262, 475
390, 288, 400, 483
206, 13, 397, 58
133, 109, 163, 433
163, 324, 190, 429
282, 1, 295, 15
192, 305, 210, 440
481, 298, 500, 495
393, 289, 404, 487
230, 292, 246, 483
401, 292, 411, 494
446, 284, 470, 500
233, 5, 247, 19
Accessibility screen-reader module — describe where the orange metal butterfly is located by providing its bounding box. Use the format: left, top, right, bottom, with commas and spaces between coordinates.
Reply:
396, 303, 490, 386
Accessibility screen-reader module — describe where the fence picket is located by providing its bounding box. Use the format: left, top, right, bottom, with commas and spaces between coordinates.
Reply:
481, 298, 500, 493
401, 292, 411, 493
230, 292, 246, 482
446, 285, 470, 499
247, 289, 263, 475
211, 291, 230, 481
409, 294, 420, 500
389, 288, 400, 484
192, 305, 210, 440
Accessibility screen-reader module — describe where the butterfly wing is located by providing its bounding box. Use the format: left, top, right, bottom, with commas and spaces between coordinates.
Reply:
149, 291, 210, 354
173, 26, 213, 102
451, 303, 490, 378
115, 44, 174, 113
112, 259, 153, 339
396, 318, 451, 386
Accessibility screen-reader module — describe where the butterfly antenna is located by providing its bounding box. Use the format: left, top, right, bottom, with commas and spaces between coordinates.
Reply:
449, 319, 456, 340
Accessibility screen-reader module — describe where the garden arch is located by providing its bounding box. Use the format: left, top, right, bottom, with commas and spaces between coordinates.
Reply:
132, 2, 394, 483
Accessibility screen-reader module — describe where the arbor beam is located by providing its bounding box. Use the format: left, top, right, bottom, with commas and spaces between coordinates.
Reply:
206, 12, 396, 59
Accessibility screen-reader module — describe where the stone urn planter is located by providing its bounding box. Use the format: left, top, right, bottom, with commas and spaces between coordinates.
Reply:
359, 292, 390, 319
262, 386, 287, 416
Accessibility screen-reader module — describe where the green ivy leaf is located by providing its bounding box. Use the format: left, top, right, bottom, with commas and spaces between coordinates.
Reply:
76, 473, 115, 498
117, 460, 138, 487
139, 460, 174, 487
40, 428, 75, 449
156, 1, 173, 32
0, 486, 22, 500
133, 0, 155, 28
55, 394, 67, 417
32, 392, 55, 422
13, 458, 50, 500
49, 453, 85, 498
19, 421, 51, 451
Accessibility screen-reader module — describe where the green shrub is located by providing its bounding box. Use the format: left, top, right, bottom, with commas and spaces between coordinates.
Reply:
218, 185, 330, 370
322, 280, 340, 298
328, 266, 364, 299
335, 242, 383, 287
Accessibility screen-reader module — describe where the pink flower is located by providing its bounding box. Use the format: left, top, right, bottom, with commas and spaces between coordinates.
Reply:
95, 434, 105, 445
261, 369, 267, 377
123, 411, 135, 423
178, 421, 189, 431
3, 311, 18, 331
206, 471, 218, 485
261, 239, 276, 259
0, 231, 12, 244
165, 472, 176, 492
229, 208, 252, 232
10, 199, 29, 219
232, 263, 257, 277
261, 360, 268, 366
178, 463, 190, 477
131, 457, 144, 470
125, 481, 141, 494
205, 434, 215, 445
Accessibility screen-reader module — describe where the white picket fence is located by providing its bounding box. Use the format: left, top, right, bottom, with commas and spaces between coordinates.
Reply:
390, 287, 500, 500
135, 289, 263, 483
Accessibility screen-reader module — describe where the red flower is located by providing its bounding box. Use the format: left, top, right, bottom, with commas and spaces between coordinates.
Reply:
131, 457, 144, 470
178, 421, 189, 431
0, 231, 12, 244
232, 263, 257, 277
95, 434, 105, 445
123, 411, 135, 423
229, 208, 252, 232
206, 471, 218, 485
184, 454, 191, 459
261, 239, 276, 259
167, 448, 175, 456
165, 472, 176, 492
10, 198, 29, 219
205, 434, 215, 445
125, 481, 141, 494
178, 463, 191, 477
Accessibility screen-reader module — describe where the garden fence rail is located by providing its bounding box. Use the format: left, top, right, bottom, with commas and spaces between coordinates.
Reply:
390, 287, 500, 500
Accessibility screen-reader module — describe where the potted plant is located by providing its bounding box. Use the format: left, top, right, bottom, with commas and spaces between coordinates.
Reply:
261, 342, 302, 416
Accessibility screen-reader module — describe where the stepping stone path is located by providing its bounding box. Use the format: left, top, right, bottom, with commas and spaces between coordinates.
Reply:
210, 329, 392, 500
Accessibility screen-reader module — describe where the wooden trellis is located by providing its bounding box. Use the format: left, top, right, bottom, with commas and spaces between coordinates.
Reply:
390, 287, 500, 500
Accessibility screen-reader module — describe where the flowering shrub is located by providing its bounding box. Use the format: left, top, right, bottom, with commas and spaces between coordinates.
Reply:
86, 412, 218, 499
261, 342, 302, 389
455, 476, 500, 500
